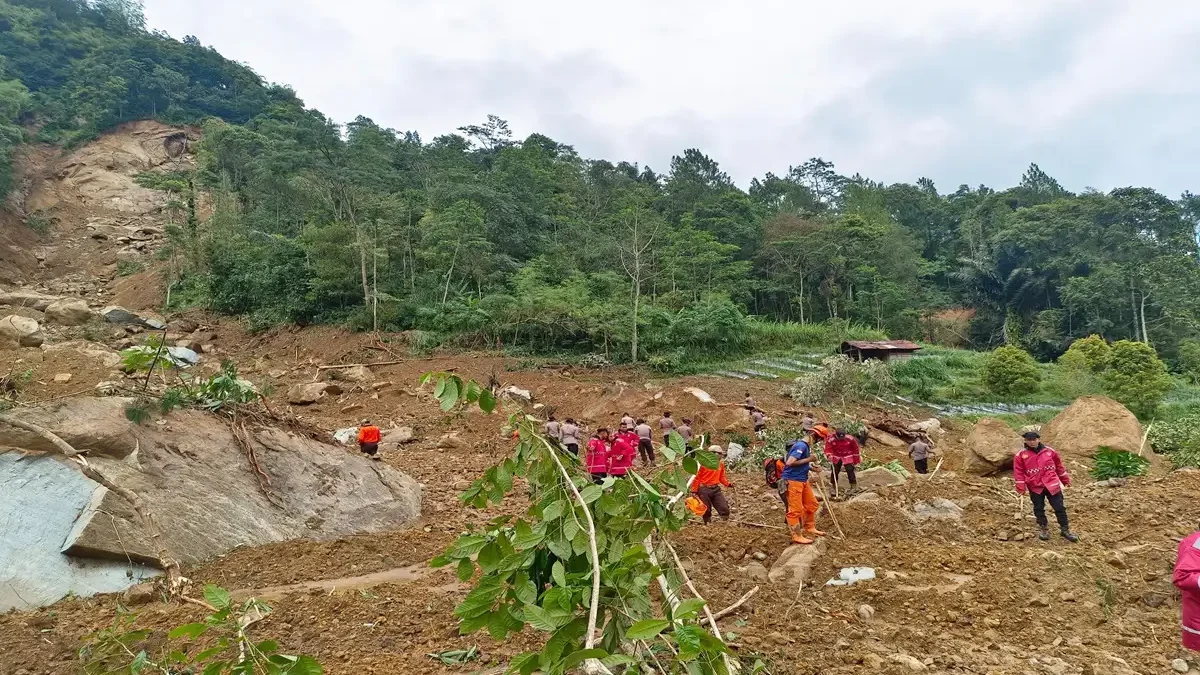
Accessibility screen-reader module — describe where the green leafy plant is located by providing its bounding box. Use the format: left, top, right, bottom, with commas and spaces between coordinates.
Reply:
1059, 335, 1112, 373
981, 346, 1041, 398
788, 354, 895, 406
423, 372, 743, 675
121, 335, 260, 421
1090, 447, 1150, 480
1101, 340, 1173, 419
79, 584, 321, 674
117, 260, 146, 277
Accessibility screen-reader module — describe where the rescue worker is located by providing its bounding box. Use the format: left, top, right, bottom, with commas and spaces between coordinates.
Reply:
692, 445, 732, 524
1013, 431, 1078, 542
801, 412, 816, 432
544, 415, 562, 445
617, 422, 640, 454
560, 418, 581, 456
751, 409, 767, 438
908, 436, 933, 474
824, 426, 862, 496
1174, 522, 1200, 653
659, 411, 676, 446
357, 419, 381, 460
744, 393, 756, 410
677, 418, 695, 449
781, 435, 824, 544
621, 412, 636, 429
608, 429, 635, 478
634, 418, 655, 465
586, 428, 610, 483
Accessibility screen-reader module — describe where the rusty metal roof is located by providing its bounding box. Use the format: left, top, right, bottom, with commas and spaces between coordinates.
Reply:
842, 340, 922, 351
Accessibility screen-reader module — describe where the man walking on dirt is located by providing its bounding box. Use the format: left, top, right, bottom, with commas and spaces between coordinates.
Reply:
908, 437, 933, 474
621, 412, 635, 429
545, 415, 562, 445
692, 445, 732, 524
1013, 431, 1079, 542
635, 418, 655, 465
751, 409, 767, 438
561, 418, 581, 456
677, 418, 695, 450
824, 427, 861, 496
357, 420, 381, 460
781, 435, 824, 545
659, 412, 676, 446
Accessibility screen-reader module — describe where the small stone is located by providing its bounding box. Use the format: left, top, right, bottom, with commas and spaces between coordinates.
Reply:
753, 551, 768, 561
1114, 635, 1143, 648
1107, 552, 1127, 569
889, 653, 926, 672
862, 654, 885, 668
1029, 597, 1050, 608
743, 562, 769, 582
1142, 592, 1169, 608
996, 530, 1010, 541
340, 403, 364, 414
1013, 532, 1026, 541
1171, 660, 1189, 674
857, 604, 875, 622
53, 373, 72, 384
1059, 592, 1076, 603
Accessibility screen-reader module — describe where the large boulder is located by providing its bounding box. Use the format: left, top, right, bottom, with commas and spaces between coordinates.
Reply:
44, 298, 96, 326
0, 314, 45, 348
1, 398, 422, 608
963, 418, 1021, 476
0, 290, 61, 312
1041, 396, 1143, 460
2, 397, 142, 458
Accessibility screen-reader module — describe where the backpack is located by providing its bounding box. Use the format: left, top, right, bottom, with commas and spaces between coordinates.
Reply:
763, 457, 785, 489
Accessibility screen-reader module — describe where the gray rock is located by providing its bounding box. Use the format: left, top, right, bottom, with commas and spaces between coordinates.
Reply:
44, 298, 95, 326
329, 365, 374, 383
437, 432, 470, 451
42, 340, 124, 368
1171, 660, 1189, 674
0, 314, 44, 348
912, 498, 965, 523
382, 426, 415, 445
288, 382, 337, 405
742, 562, 769, 582
2, 398, 422, 608
851, 466, 907, 490
0, 453, 160, 611
857, 603, 876, 622
101, 306, 166, 330
767, 539, 827, 586
889, 653, 926, 672
166, 346, 200, 365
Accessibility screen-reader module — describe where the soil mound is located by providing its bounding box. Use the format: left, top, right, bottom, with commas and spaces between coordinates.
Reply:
1041, 396, 1143, 459
963, 417, 1021, 475
833, 495, 918, 539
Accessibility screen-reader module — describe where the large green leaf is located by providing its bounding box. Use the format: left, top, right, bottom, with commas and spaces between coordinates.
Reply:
523, 604, 568, 632
511, 521, 545, 550
551, 561, 567, 588
626, 619, 671, 640
561, 649, 609, 670
542, 500, 566, 521
695, 449, 720, 469
202, 585, 231, 610
673, 598, 706, 621
457, 557, 475, 582
167, 622, 207, 640
478, 388, 497, 413
440, 377, 460, 411
476, 543, 501, 573
579, 485, 603, 504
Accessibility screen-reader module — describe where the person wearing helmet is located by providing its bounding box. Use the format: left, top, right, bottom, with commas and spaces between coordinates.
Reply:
357, 419, 381, 460
1013, 430, 1078, 542
691, 445, 732, 524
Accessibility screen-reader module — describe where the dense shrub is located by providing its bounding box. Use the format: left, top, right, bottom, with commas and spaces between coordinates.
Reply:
789, 355, 895, 406
1059, 334, 1112, 373
1178, 339, 1200, 383
981, 346, 1042, 398
1090, 447, 1150, 480
1101, 340, 1172, 418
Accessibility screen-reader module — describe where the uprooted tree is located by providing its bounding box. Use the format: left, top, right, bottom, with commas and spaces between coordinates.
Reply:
423, 372, 769, 675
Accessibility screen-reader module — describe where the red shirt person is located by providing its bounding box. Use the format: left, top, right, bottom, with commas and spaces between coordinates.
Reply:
1174, 527, 1200, 652
608, 433, 635, 477
1013, 431, 1078, 542
586, 430, 610, 483
823, 428, 860, 495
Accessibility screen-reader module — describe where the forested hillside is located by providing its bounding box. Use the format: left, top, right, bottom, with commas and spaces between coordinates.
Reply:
4, 0, 1200, 368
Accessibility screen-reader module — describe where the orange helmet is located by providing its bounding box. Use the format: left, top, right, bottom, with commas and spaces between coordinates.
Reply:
811, 423, 832, 441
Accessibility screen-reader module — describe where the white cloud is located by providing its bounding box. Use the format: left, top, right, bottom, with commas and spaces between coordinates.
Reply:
143, 0, 1200, 195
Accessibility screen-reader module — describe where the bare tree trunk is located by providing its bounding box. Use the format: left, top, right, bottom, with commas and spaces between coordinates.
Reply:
442, 240, 461, 305
1131, 287, 1141, 342
1140, 291, 1150, 347
631, 282, 640, 363
371, 220, 379, 332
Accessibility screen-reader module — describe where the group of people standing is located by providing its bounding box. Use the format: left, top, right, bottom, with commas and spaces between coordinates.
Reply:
544, 412, 695, 483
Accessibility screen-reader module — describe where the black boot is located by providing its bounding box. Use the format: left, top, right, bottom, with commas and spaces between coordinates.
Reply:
1038, 527, 1050, 541
1061, 529, 1079, 543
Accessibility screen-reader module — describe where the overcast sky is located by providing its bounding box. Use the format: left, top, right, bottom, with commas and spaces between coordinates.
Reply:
143, 0, 1200, 196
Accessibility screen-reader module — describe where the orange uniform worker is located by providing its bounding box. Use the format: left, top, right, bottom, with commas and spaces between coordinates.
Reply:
781, 435, 824, 544
691, 445, 732, 524
357, 420, 382, 460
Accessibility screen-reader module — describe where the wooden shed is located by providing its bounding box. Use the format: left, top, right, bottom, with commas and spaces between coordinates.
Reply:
840, 340, 922, 362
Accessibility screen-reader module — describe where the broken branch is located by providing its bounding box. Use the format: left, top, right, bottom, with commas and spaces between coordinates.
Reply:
704, 585, 759, 624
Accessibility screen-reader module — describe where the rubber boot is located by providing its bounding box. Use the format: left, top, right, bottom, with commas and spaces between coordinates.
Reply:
1061, 530, 1079, 543
790, 526, 814, 545
1038, 527, 1050, 541
803, 527, 827, 537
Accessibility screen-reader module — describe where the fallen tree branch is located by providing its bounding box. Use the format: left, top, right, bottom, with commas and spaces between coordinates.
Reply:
316, 360, 405, 371
535, 435, 612, 675
663, 539, 739, 674
703, 585, 759, 624
810, 477, 846, 540
927, 457, 945, 481
0, 416, 186, 594
732, 519, 785, 531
